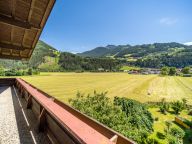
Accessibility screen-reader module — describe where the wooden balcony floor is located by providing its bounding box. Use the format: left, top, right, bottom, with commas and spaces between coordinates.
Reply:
0, 86, 50, 144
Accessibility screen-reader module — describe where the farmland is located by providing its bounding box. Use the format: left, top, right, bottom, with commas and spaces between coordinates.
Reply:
23, 72, 192, 104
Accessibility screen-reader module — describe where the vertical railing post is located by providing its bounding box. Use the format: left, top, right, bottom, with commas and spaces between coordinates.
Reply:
27, 94, 32, 109
38, 108, 46, 132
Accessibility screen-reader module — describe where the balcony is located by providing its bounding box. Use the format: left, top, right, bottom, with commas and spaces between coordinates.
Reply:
0, 78, 135, 144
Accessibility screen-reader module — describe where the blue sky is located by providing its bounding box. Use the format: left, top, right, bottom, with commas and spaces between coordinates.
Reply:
40, 0, 192, 53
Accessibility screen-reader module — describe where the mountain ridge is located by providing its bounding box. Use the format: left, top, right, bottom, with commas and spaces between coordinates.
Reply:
1, 41, 192, 70
77, 42, 192, 68
78, 42, 189, 58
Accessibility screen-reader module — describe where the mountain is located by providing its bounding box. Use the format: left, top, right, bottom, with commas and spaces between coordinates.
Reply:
1, 41, 192, 70
78, 42, 188, 58
77, 45, 129, 57
78, 42, 192, 68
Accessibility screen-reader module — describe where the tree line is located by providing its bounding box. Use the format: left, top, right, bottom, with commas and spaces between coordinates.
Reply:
160, 66, 191, 76
59, 52, 120, 72
134, 52, 192, 68
0, 66, 39, 76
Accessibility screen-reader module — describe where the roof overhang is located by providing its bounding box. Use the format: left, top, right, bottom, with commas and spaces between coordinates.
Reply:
0, 0, 56, 60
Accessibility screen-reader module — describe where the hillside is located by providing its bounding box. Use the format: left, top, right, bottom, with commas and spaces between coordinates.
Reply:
0, 41, 119, 72
78, 42, 192, 68
0, 40, 60, 70
78, 45, 128, 57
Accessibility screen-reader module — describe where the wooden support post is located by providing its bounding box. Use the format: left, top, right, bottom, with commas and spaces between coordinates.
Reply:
21, 88, 24, 98
26, 94, 32, 109
18, 84, 21, 93
38, 108, 46, 132
19, 87, 22, 95
110, 135, 118, 144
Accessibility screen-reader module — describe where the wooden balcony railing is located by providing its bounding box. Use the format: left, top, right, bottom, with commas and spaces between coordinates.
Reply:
0, 78, 135, 144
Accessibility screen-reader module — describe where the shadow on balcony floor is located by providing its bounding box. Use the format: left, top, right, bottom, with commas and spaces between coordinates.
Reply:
0, 86, 50, 144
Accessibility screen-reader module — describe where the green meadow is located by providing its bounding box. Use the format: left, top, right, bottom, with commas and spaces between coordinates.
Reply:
23, 72, 192, 104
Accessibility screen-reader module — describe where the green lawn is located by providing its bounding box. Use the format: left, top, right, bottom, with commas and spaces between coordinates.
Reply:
149, 108, 192, 143
23, 72, 192, 104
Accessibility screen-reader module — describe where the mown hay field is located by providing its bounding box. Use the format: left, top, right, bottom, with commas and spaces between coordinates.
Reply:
23, 72, 192, 104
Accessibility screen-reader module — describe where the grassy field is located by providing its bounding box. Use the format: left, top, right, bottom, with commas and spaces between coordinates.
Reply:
22, 72, 192, 104
149, 108, 192, 143
22, 72, 192, 143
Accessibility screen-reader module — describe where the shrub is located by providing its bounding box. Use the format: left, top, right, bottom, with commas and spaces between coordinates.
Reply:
159, 104, 169, 114
188, 109, 192, 115
154, 117, 159, 121
156, 132, 165, 139
114, 96, 154, 132
22, 71, 27, 76
16, 71, 23, 76
5, 69, 17, 76
169, 67, 176, 76
28, 68, 33, 75
33, 69, 40, 75
0, 66, 4, 76
164, 121, 172, 135
170, 127, 185, 139
70, 92, 154, 143
167, 135, 180, 144
182, 98, 187, 109
159, 99, 169, 114
182, 67, 191, 74
146, 137, 162, 144
185, 130, 192, 142
161, 67, 169, 75
171, 101, 184, 114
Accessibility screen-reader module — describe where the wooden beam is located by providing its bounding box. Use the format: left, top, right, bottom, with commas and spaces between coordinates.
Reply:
28, 0, 35, 22
11, 0, 16, 17
0, 42, 30, 50
0, 14, 40, 29
29, 0, 56, 57
10, 27, 14, 54
0, 53, 28, 60
21, 29, 26, 57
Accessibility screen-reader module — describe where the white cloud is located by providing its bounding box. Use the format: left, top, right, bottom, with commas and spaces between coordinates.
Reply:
159, 17, 178, 26
184, 42, 192, 46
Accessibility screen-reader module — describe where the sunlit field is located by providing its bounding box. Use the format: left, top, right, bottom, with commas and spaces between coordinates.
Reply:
22, 72, 192, 143
23, 72, 192, 104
